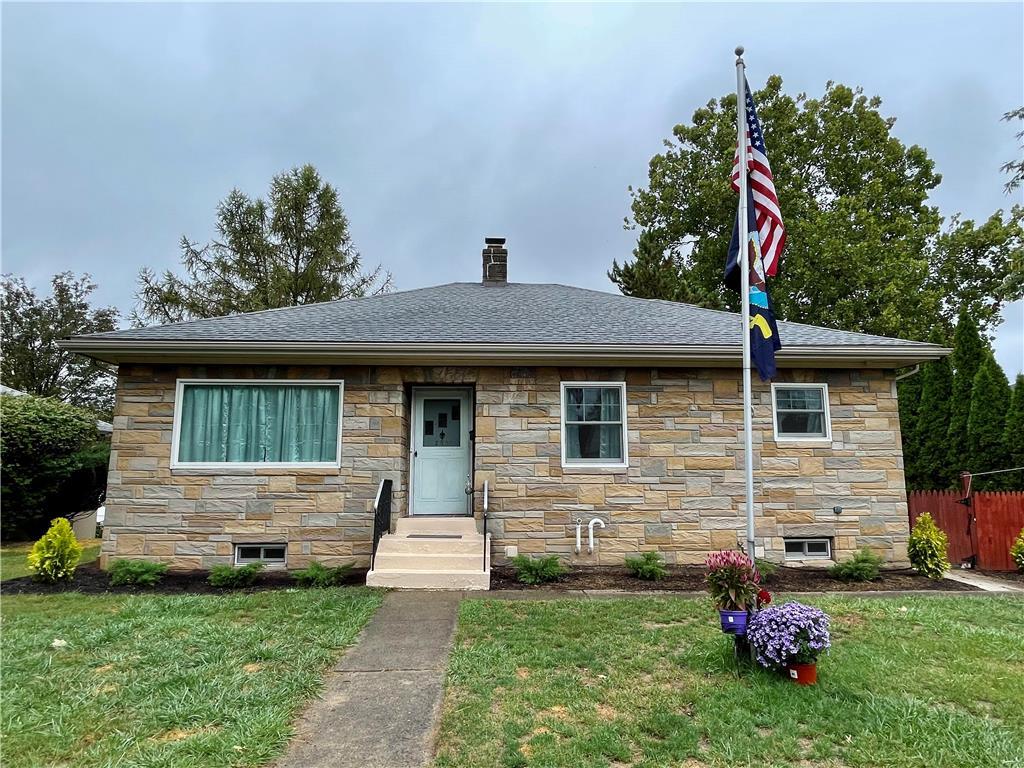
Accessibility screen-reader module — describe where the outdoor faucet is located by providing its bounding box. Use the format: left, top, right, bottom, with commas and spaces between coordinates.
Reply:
575, 518, 584, 554
588, 517, 606, 554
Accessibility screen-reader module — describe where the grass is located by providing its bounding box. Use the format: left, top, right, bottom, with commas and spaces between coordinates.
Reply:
1, 588, 383, 767
435, 596, 1024, 768
0, 538, 101, 581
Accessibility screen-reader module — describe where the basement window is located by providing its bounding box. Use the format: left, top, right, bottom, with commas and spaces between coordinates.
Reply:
234, 544, 287, 566
784, 538, 832, 560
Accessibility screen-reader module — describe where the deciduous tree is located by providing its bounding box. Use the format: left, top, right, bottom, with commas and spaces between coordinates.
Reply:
614, 77, 1024, 341
135, 165, 391, 325
0, 273, 118, 415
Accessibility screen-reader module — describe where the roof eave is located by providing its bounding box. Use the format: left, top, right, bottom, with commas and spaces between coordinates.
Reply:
58, 339, 951, 369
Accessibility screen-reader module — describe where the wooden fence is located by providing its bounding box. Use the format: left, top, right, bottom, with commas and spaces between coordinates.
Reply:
908, 490, 1024, 571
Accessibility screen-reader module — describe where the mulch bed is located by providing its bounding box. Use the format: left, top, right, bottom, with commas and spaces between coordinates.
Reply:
0, 562, 368, 596
489, 565, 978, 593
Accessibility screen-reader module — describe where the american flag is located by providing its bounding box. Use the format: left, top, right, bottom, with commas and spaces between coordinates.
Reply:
730, 80, 785, 277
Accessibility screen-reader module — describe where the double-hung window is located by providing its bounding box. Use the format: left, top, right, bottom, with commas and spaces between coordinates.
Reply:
771, 383, 831, 441
172, 380, 343, 469
561, 382, 628, 468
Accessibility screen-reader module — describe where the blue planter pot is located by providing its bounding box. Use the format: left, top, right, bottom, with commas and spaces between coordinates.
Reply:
719, 609, 749, 635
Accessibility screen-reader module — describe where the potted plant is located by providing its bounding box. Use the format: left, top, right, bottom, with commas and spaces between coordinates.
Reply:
705, 550, 760, 635
746, 601, 831, 685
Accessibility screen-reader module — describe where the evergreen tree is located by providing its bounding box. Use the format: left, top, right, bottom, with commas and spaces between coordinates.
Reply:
966, 353, 1012, 490
912, 336, 953, 489
1004, 374, 1024, 489
898, 374, 924, 489
134, 165, 391, 325
946, 311, 987, 476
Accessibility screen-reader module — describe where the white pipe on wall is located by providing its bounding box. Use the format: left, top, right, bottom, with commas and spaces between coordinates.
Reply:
588, 518, 606, 554
575, 518, 583, 554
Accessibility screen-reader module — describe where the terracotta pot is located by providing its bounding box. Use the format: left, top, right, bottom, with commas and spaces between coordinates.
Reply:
784, 662, 817, 685
719, 609, 749, 635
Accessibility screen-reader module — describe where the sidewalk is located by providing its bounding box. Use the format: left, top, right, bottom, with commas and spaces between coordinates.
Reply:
941, 569, 1024, 593
275, 590, 461, 768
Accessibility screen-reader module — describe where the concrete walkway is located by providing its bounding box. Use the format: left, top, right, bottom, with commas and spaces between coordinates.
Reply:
942, 569, 1024, 593
275, 590, 461, 768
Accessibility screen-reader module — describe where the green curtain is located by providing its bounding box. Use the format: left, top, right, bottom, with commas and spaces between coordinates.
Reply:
178, 384, 340, 463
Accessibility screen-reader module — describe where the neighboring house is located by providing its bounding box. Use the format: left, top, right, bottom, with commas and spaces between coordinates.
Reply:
61, 238, 948, 588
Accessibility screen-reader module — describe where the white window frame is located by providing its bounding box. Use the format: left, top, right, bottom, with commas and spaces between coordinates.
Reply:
170, 378, 344, 470
783, 537, 833, 561
234, 543, 287, 566
560, 381, 629, 469
770, 382, 832, 442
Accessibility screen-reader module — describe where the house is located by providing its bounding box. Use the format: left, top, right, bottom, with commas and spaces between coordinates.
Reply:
61, 238, 948, 588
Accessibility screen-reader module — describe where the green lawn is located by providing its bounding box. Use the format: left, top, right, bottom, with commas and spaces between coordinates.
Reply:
0, 539, 101, 581
1, 588, 383, 767
435, 596, 1024, 768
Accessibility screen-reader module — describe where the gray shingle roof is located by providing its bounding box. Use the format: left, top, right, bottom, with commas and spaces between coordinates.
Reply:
75, 282, 935, 349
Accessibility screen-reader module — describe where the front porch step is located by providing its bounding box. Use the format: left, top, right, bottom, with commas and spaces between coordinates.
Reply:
365, 569, 490, 590
367, 516, 490, 590
394, 516, 479, 536
373, 550, 486, 571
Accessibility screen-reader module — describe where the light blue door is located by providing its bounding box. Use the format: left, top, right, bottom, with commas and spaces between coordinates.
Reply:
412, 388, 472, 515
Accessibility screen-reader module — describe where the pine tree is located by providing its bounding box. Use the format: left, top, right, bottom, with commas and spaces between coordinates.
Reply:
912, 344, 954, 490
1004, 374, 1024, 489
966, 354, 1012, 490
946, 311, 987, 478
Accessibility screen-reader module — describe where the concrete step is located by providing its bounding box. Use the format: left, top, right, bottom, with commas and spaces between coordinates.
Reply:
379, 535, 483, 554
373, 550, 486, 571
365, 568, 490, 590
395, 516, 479, 537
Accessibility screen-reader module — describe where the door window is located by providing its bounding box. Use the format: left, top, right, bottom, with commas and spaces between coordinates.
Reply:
422, 398, 461, 447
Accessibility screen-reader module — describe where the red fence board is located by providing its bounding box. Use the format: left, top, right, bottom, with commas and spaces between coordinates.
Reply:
908, 490, 1024, 571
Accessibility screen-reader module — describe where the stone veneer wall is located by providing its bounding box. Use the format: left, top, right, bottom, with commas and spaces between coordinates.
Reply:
103, 363, 909, 569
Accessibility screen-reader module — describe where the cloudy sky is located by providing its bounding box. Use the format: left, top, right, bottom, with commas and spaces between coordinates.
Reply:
3, 2, 1022, 374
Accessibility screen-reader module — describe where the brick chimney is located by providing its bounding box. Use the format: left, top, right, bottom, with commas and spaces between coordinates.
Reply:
482, 237, 508, 285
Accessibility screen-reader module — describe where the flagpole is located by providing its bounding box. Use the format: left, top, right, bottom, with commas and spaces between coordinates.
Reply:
735, 46, 756, 562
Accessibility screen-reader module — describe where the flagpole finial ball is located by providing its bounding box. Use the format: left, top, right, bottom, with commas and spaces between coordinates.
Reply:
735, 45, 744, 57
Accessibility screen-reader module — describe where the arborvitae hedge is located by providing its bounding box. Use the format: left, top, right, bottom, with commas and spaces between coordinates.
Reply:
966, 354, 1012, 490
946, 312, 986, 476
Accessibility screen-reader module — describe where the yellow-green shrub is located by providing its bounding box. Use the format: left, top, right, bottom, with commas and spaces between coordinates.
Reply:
1011, 528, 1024, 573
907, 513, 949, 579
26, 518, 83, 583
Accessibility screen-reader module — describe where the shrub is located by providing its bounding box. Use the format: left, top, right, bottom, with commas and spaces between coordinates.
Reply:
293, 561, 352, 587
26, 518, 83, 583
705, 550, 760, 611
828, 548, 883, 582
755, 558, 778, 583
510, 554, 565, 585
1011, 528, 1024, 573
0, 394, 109, 540
208, 563, 263, 588
747, 601, 831, 670
624, 551, 669, 581
908, 513, 950, 579
108, 559, 169, 587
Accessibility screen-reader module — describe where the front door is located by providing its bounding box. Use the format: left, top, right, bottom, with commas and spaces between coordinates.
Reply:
411, 388, 472, 515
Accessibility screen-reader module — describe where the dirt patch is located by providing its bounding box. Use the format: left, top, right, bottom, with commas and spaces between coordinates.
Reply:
152, 726, 218, 743
540, 705, 571, 721
515, 667, 530, 680
0, 562, 368, 596
242, 663, 263, 674
489, 565, 976, 593
596, 703, 618, 719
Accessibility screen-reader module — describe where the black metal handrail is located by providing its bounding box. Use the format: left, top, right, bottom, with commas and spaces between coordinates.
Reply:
371, 479, 393, 565
482, 480, 489, 571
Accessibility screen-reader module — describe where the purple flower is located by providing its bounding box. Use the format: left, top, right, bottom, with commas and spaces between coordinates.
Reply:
746, 602, 831, 670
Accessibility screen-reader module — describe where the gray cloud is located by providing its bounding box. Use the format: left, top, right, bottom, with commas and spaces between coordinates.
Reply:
3, 2, 1022, 373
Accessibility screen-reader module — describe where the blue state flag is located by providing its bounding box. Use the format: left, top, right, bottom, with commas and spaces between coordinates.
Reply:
724, 188, 782, 381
